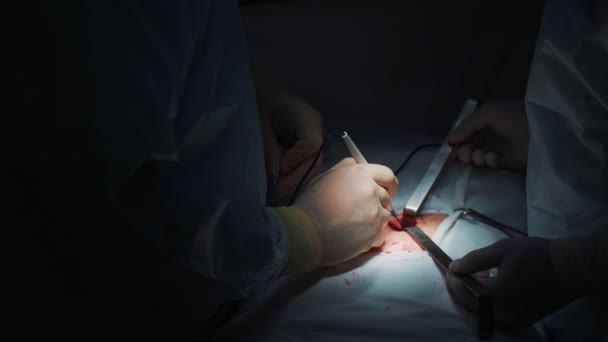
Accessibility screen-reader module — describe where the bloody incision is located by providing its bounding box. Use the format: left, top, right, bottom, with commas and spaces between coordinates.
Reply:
402, 214, 417, 228
388, 215, 403, 230
388, 213, 417, 231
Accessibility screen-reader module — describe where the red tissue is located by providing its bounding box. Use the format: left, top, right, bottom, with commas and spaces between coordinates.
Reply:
388, 213, 417, 231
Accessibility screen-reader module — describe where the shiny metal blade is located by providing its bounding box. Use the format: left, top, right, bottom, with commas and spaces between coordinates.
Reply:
404, 226, 493, 339
404, 98, 478, 216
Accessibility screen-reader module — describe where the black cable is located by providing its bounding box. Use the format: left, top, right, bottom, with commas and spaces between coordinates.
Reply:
288, 134, 442, 205
454, 207, 527, 238
393, 143, 441, 175
286, 134, 526, 239
288, 131, 340, 206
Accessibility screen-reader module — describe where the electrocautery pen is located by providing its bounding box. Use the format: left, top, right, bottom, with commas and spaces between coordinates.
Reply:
340, 131, 398, 218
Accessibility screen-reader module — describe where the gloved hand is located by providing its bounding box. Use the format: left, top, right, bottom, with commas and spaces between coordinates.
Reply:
275, 158, 399, 273
446, 238, 578, 329
448, 100, 529, 171
255, 72, 323, 204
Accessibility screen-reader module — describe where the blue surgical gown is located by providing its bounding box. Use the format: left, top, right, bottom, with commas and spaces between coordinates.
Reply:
32, 0, 288, 340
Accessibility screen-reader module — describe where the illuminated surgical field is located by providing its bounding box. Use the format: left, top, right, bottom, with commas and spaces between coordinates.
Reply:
374, 213, 448, 254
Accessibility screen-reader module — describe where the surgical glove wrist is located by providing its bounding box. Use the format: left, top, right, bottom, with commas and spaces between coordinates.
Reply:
274, 206, 322, 275
294, 158, 398, 266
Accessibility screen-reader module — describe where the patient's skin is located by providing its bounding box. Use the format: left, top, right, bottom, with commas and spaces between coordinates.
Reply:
375, 214, 448, 253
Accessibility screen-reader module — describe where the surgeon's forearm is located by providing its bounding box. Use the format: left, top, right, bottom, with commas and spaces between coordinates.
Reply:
550, 230, 608, 296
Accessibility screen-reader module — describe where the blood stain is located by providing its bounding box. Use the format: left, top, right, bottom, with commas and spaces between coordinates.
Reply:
388, 215, 403, 230
344, 278, 352, 286
385, 251, 392, 254
402, 214, 417, 227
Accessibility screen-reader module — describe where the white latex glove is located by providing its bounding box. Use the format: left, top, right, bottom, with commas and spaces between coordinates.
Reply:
275, 158, 399, 271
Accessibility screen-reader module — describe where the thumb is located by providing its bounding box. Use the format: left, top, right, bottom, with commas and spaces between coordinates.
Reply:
447, 109, 486, 145
449, 239, 510, 274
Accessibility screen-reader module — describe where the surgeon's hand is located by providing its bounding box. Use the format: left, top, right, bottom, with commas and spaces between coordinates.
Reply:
448, 100, 529, 171
275, 158, 399, 273
446, 238, 578, 329
255, 72, 323, 203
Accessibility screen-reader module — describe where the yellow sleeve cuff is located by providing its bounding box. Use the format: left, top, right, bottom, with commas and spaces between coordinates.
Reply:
274, 206, 322, 275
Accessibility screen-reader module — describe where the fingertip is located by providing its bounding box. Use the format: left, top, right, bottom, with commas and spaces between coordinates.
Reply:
308, 136, 324, 151
446, 132, 462, 145
449, 260, 462, 273
485, 151, 499, 168
449, 149, 457, 159
448, 111, 483, 144
458, 144, 473, 163
472, 149, 485, 166
387, 175, 399, 197
388, 184, 398, 198
366, 164, 399, 196
447, 126, 470, 145
377, 187, 392, 209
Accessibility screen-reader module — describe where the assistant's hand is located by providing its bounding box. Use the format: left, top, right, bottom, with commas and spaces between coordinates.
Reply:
255, 72, 323, 202
275, 158, 399, 271
448, 100, 529, 171
447, 238, 578, 329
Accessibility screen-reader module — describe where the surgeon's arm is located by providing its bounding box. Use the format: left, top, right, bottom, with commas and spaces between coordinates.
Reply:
254, 71, 323, 204
550, 230, 608, 296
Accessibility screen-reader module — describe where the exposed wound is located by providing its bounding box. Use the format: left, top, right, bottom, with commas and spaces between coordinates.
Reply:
402, 214, 417, 228
388, 213, 417, 231
388, 214, 404, 231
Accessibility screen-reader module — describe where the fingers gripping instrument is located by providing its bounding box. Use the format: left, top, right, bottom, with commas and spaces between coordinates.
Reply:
404, 226, 493, 339
404, 98, 479, 217
401, 99, 494, 339
342, 131, 398, 218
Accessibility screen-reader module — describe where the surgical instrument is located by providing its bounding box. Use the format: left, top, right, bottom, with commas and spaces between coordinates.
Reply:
400, 99, 494, 339
341, 131, 398, 218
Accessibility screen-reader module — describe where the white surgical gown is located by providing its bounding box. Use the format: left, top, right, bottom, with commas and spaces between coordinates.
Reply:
525, 0, 608, 238
525, 0, 608, 340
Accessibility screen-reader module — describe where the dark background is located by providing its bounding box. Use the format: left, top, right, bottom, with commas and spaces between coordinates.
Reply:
241, 0, 545, 138
4, 0, 546, 340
